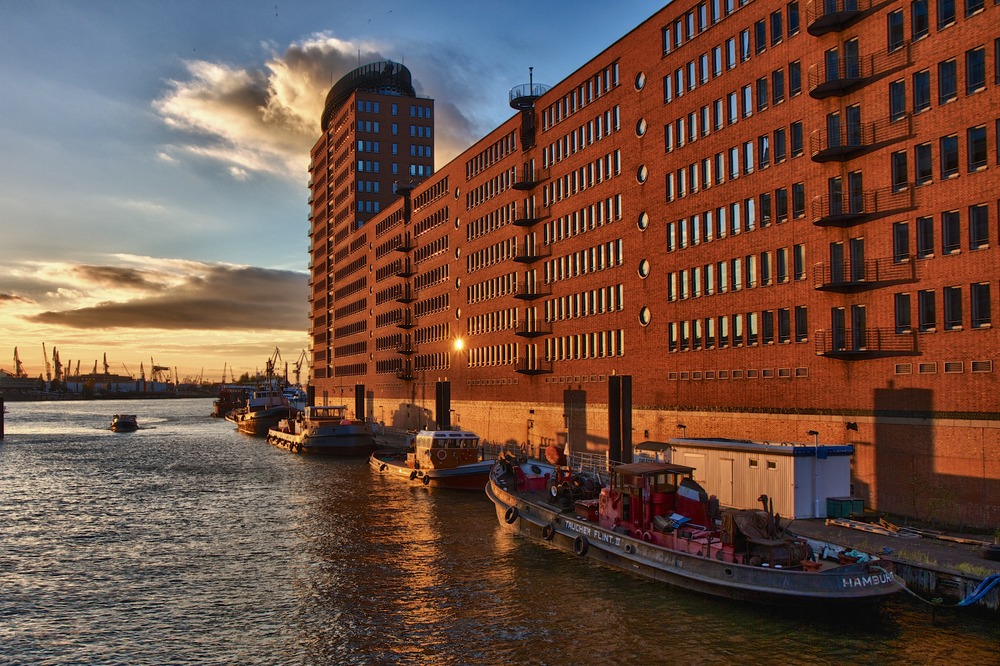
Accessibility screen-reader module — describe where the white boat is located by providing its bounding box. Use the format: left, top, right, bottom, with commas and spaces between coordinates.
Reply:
267, 405, 374, 455
368, 429, 493, 490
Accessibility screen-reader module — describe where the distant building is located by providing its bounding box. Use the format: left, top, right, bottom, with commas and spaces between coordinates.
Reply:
308, 2, 999, 527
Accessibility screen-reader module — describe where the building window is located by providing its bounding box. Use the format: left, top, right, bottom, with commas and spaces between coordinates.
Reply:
887, 10, 905, 52
793, 244, 805, 280
971, 283, 991, 328
891, 151, 908, 191
917, 216, 934, 258
776, 187, 789, 222
774, 128, 787, 162
969, 204, 989, 249
792, 183, 805, 218
763, 310, 775, 344
789, 61, 801, 96
938, 59, 957, 103
771, 11, 783, 45
940, 134, 959, 178
895, 293, 912, 333
755, 19, 767, 54
787, 2, 800, 35
757, 77, 769, 111
915, 143, 933, 184
776, 246, 787, 281
966, 47, 986, 94
965, 0, 984, 15
893, 221, 910, 262
913, 70, 931, 111
889, 80, 906, 121
795, 305, 808, 342
912, 0, 929, 39
918, 290, 936, 331
938, 0, 956, 28
968, 126, 987, 170
942, 210, 960, 253
790, 121, 803, 156
944, 286, 963, 330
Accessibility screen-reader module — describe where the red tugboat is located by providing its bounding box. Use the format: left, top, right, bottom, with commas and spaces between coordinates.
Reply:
369, 429, 493, 490
487, 457, 900, 605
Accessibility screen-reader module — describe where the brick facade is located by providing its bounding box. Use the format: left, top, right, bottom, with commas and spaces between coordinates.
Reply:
308, 2, 1000, 528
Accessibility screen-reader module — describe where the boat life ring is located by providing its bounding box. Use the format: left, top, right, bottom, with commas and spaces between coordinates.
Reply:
574, 535, 589, 557
504, 506, 519, 524
436, 449, 448, 461
422, 474, 431, 486
410, 471, 418, 481
542, 523, 556, 541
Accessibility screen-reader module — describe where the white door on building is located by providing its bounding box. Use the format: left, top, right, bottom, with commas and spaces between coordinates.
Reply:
719, 458, 734, 506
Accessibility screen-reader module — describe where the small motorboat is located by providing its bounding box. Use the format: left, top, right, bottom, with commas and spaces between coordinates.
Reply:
369, 428, 493, 490
267, 405, 375, 455
110, 414, 138, 432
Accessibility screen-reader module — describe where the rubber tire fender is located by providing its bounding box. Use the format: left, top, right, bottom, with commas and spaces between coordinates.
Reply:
574, 535, 589, 556
541, 523, 556, 541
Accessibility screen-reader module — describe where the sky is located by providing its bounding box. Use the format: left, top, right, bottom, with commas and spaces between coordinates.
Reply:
0, 0, 665, 384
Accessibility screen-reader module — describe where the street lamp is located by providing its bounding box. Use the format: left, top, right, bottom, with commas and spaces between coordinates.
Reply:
807, 429, 820, 446
677, 423, 687, 438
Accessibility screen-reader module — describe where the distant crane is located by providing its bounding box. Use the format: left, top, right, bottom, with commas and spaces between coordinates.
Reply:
292, 349, 307, 386
103, 353, 110, 375
265, 347, 282, 384
42, 343, 52, 383
150, 357, 171, 383
13, 347, 25, 378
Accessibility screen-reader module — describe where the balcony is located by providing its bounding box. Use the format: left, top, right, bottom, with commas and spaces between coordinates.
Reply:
810, 115, 912, 162
812, 256, 916, 291
395, 283, 416, 303
514, 285, 551, 301
513, 244, 552, 264
515, 358, 553, 375
395, 233, 415, 253
396, 259, 416, 278
514, 322, 551, 338
815, 328, 917, 358
396, 363, 415, 381
512, 166, 548, 191
805, 0, 888, 35
513, 205, 550, 227
812, 186, 915, 227
396, 311, 417, 329
396, 337, 417, 355
808, 45, 911, 99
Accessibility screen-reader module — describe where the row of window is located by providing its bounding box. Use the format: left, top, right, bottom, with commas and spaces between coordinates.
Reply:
543, 195, 623, 245
544, 285, 625, 323
544, 330, 625, 362
540, 62, 620, 132
889, 122, 995, 190
354, 160, 431, 177
667, 307, 809, 352
542, 151, 621, 205
543, 239, 625, 284
666, 128, 804, 203
467, 344, 520, 368
468, 308, 519, 337
467, 272, 518, 305
465, 131, 517, 180
889, 42, 997, 121
541, 107, 621, 170
892, 202, 994, 259
666, 184, 806, 252
895, 283, 992, 333
886, 0, 990, 54
667, 245, 807, 301
665, 68, 801, 154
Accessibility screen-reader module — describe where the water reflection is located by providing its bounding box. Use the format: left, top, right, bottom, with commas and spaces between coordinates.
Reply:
0, 399, 996, 665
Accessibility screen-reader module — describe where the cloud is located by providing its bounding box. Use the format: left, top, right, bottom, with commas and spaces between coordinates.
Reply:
152, 32, 490, 182
20, 259, 307, 332
0, 293, 34, 305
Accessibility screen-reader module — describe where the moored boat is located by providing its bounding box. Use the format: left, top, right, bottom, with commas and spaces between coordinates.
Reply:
228, 387, 294, 436
267, 405, 374, 455
369, 429, 493, 490
487, 456, 900, 606
110, 414, 138, 432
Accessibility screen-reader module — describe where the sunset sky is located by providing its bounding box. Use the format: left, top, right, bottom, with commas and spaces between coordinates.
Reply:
0, 0, 663, 383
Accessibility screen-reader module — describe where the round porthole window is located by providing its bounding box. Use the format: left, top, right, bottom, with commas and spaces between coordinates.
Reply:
638, 211, 649, 230
455, 277, 461, 289
637, 165, 648, 183
455, 308, 462, 320
635, 71, 646, 90
454, 187, 461, 199
636, 118, 647, 137
638, 259, 650, 278
639, 307, 652, 326
455, 247, 461, 259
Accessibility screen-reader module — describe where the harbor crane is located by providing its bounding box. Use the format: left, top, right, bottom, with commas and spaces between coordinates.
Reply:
42, 343, 52, 382
13, 347, 25, 378
292, 349, 307, 386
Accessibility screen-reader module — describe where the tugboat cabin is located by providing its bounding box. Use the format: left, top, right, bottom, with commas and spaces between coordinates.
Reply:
410, 430, 481, 470
599, 462, 713, 539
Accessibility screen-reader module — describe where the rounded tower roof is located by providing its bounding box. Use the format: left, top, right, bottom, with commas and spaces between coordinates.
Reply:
321, 60, 416, 130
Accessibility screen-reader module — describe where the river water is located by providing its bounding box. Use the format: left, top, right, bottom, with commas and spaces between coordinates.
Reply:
0, 398, 996, 665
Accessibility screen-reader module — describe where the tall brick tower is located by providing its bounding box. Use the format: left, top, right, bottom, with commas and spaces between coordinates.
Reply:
308, 61, 435, 403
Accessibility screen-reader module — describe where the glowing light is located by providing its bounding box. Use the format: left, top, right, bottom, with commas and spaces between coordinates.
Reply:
453, 338, 464, 351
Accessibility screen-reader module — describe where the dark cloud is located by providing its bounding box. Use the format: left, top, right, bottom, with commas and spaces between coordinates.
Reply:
0, 293, 34, 305
72, 265, 168, 291
29, 265, 307, 332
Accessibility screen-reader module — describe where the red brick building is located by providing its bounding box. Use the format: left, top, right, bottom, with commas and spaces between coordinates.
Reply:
309, 2, 999, 527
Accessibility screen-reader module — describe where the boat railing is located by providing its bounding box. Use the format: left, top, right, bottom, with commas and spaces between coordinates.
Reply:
568, 451, 611, 485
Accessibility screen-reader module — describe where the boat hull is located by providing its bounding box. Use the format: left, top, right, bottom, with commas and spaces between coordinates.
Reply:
267, 426, 374, 456
369, 451, 493, 490
235, 407, 296, 437
487, 475, 900, 606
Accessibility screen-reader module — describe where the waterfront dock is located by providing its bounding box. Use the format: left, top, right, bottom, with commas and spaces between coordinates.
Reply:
789, 519, 1000, 612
